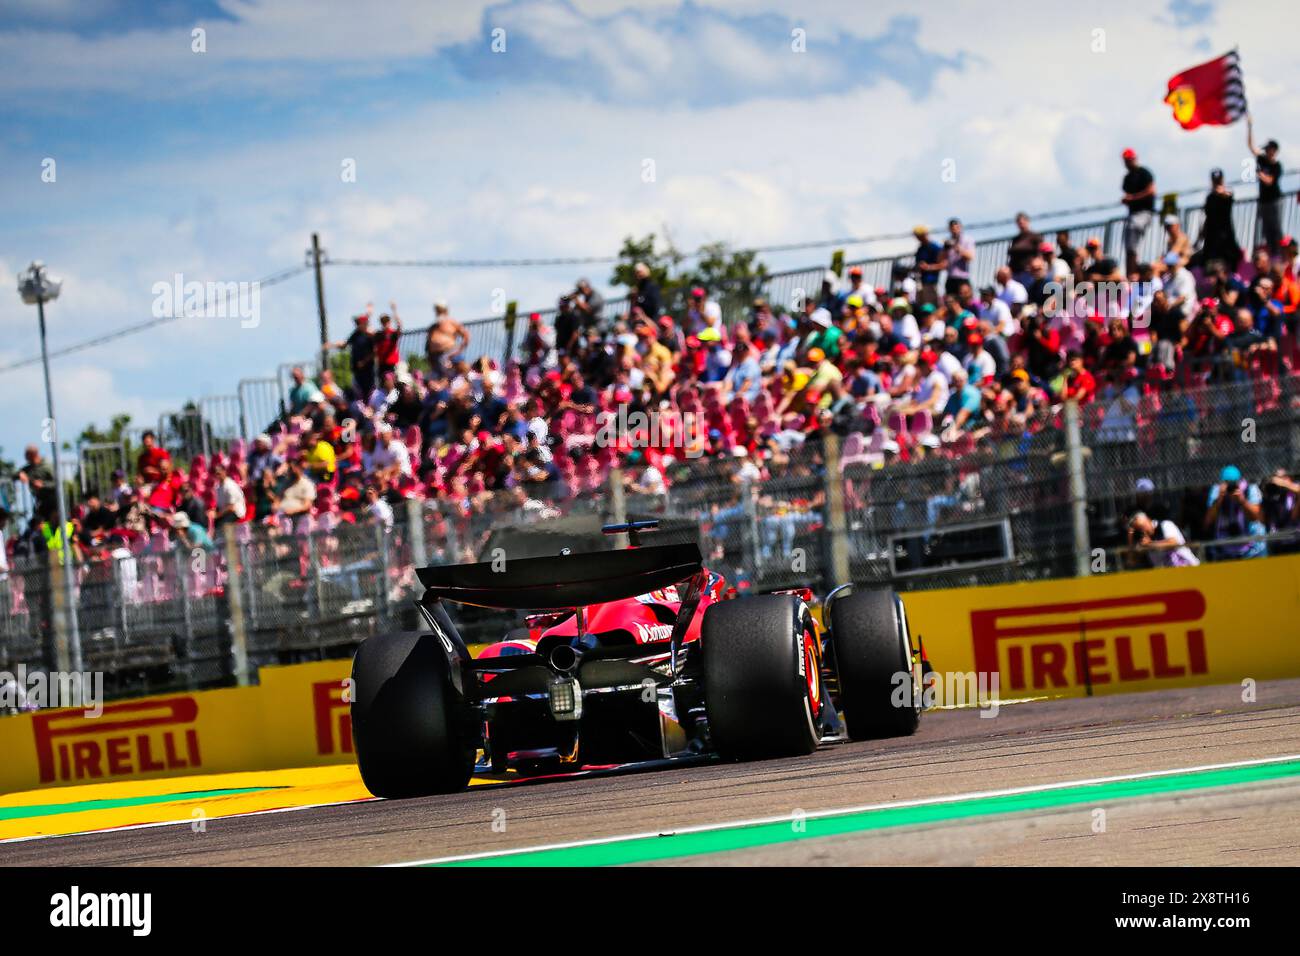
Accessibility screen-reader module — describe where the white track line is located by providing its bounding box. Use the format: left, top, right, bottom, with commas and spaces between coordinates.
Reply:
391, 752, 1300, 866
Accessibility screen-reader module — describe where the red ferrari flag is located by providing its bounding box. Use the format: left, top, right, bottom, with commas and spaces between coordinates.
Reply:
1165, 51, 1248, 130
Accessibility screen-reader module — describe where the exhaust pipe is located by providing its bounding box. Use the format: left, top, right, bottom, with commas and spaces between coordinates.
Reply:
549, 643, 582, 674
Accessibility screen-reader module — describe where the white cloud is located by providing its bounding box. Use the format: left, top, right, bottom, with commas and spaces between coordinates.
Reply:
1, 0, 1297, 462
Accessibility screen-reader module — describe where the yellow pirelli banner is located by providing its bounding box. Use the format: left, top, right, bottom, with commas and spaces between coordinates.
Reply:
0, 659, 355, 795
903, 554, 1300, 699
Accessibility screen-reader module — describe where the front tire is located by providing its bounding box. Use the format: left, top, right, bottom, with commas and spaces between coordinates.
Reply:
829, 589, 921, 740
702, 594, 821, 760
350, 631, 477, 797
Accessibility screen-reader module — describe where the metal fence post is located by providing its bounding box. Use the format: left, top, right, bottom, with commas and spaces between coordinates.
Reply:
222, 524, 251, 686
174, 545, 196, 688
47, 550, 72, 673
376, 522, 391, 622
1064, 399, 1092, 577
405, 497, 426, 566
821, 432, 851, 591
607, 467, 627, 548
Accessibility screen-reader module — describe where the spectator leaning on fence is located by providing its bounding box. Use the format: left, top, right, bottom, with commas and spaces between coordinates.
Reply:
1128, 511, 1200, 568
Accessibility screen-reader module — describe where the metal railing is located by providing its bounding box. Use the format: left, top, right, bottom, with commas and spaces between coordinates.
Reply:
6, 371, 1298, 700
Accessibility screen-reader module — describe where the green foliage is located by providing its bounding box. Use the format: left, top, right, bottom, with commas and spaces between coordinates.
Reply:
610, 233, 769, 323
78, 413, 133, 447
609, 234, 683, 293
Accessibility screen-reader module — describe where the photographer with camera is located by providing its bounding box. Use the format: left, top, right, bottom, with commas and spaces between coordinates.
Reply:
1204, 465, 1268, 560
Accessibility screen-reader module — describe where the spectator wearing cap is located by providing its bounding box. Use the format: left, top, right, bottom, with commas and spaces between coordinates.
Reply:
699, 327, 732, 383
802, 307, 842, 360
843, 266, 877, 307
1163, 215, 1191, 265
1120, 148, 1157, 274
913, 225, 943, 288
965, 333, 996, 385
1248, 118, 1284, 253
1204, 464, 1267, 559
169, 511, 215, 551
335, 310, 377, 397
1192, 167, 1242, 271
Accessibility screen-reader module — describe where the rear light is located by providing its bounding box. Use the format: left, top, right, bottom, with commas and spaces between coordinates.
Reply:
548, 677, 582, 721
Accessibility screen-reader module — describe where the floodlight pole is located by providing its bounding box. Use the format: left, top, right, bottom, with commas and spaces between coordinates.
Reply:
31, 265, 83, 673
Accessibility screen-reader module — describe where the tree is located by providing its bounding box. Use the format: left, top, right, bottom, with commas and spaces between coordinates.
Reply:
78, 413, 133, 448
678, 241, 770, 319
610, 234, 769, 323
609, 233, 683, 296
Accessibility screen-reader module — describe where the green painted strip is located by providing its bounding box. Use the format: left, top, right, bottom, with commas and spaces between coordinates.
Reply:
0, 787, 277, 823
436, 759, 1300, 867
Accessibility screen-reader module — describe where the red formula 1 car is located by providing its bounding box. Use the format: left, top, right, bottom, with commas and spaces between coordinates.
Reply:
349, 521, 923, 797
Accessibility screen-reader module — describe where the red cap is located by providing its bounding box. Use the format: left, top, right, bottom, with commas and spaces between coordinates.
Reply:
690, 287, 705, 298
967, 333, 983, 346
1121, 148, 1137, 160
1038, 241, 1054, 253
919, 349, 938, 366
658, 314, 674, 327
891, 343, 908, 357
848, 266, 863, 276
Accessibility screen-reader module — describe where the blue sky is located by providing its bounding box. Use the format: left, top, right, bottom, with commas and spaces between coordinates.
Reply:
0, 0, 1295, 467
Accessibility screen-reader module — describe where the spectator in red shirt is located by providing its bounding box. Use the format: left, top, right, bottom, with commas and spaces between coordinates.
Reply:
374, 302, 402, 378
137, 431, 170, 483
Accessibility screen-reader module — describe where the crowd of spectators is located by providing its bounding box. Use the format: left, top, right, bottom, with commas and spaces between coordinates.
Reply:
3, 149, 1298, 577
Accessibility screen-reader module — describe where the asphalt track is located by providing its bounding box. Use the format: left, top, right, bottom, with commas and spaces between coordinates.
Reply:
5, 678, 1300, 866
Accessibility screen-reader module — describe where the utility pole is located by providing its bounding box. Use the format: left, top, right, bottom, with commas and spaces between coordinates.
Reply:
310, 233, 328, 374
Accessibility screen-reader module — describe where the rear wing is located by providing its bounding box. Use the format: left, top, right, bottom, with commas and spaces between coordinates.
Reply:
416, 542, 703, 610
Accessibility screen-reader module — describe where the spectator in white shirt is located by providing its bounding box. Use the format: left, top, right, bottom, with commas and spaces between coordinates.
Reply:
366, 486, 395, 530
211, 462, 246, 527
994, 266, 1028, 312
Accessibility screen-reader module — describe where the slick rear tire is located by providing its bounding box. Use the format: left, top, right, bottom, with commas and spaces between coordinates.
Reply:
829, 589, 921, 741
351, 631, 477, 797
702, 594, 821, 760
